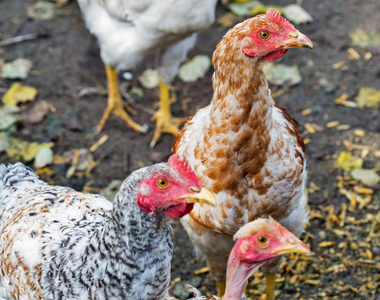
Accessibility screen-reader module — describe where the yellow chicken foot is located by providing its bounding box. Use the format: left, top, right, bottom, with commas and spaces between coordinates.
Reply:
149, 78, 187, 148
216, 281, 226, 298
96, 64, 147, 134
265, 273, 276, 300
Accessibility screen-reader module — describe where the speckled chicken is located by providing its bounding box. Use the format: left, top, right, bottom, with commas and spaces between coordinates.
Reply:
173, 218, 310, 300
0, 155, 215, 299
172, 8, 313, 299
77, 0, 217, 147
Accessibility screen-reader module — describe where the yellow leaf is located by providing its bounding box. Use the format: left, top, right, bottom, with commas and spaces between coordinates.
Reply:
19, 142, 54, 162
217, 13, 242, 27
34, 167, 54, 176
334, 152, 363, 172
2, 83, 37, 106
53, 154, 70, 165
251, 4, 283, 16
356, 87, 380, 108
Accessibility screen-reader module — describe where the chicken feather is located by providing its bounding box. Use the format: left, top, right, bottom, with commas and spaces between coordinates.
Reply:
0, 157, 215, 299
172, 9, 313, 298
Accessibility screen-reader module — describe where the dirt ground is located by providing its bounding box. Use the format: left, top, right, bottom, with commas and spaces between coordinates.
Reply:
0, 0, 379, 299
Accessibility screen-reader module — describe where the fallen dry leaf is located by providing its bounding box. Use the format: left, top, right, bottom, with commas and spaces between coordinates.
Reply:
264, 63, 302, 86
139, 69, 159, 89
2, 83, 37, 106
179, 55, 211, 83
21, 100, 50, 124
26, 1, 55, 20
334, 152, 363, 172
351, 169, 380, 187
350, 28, 380, 48
283, 4, 313, 25
216, 12, 242, 27
0, 58, 33, 80
356, 87, 380, 108
0, 105, 20, 130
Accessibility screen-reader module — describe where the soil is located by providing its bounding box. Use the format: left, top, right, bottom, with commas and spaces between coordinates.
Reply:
0, 0, 379, 299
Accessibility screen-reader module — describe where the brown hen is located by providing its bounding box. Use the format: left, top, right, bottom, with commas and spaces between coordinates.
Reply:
172, 8, 313, 300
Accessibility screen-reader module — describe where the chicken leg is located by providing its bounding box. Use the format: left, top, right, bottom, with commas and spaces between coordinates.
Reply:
96, 64, 147, 134
265, 273, 276, 300
149, 78, 187, 148
216, 281, 226, 298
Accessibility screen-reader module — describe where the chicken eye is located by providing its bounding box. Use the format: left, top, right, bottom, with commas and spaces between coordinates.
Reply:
259, 31, 270, 40
257, 236, 268, 245
157, 178, 169, 188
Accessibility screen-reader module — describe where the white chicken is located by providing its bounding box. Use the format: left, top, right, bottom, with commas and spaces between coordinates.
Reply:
77, 0, 218, 146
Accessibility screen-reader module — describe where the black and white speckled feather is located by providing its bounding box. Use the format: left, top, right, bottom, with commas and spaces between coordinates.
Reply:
0, 162, 181, 299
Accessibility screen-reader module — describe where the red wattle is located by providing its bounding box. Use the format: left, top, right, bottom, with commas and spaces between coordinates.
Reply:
165, 203, 194, 219
264, 49, 288, 62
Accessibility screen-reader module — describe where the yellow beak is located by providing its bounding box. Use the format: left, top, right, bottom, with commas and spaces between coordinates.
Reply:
176, 187, 216, 207
271, 238, 311, 255
277, 31, 313, 49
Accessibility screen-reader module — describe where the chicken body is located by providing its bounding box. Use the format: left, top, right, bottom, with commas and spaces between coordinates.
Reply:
77, 0, 217, 145
78, 0, 216, 81
172, 9, 312, 298
0, 158, 214, 299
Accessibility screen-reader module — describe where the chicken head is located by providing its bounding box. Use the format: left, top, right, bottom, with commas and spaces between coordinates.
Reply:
137, 155, 216, 218
239, 8, 313, 62
223, 218, 310, 300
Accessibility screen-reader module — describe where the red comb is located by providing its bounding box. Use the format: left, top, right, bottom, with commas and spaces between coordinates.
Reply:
168, 155, 200, 184
266, 8, 294, 30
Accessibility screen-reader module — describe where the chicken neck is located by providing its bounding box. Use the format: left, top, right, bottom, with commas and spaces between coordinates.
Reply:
188, 49, 275, 234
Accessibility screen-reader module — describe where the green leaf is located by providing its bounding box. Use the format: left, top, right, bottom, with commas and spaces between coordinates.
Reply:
1, 58, 33, 80
6, 138, 29, 160
351, 169, 380, 187
0, 105, 20, 130
0, 132, 10, 152
34, 147, 54, 169
228, 1, 262, 16
283, 4, 313, 24
350, 29, 380, 48
264, 64, 302, 86
20, 142, 54, 162
179, 55, 211, 83
26, 1, 55, 20
138, 69, 159, 89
